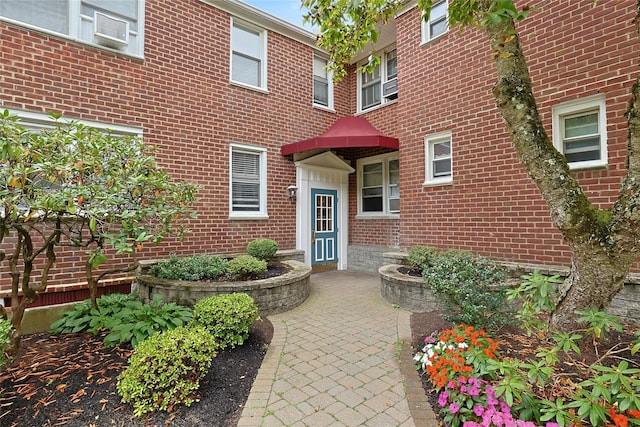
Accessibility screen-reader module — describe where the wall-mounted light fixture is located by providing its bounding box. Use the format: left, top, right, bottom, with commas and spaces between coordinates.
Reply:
287, 185, 298, 200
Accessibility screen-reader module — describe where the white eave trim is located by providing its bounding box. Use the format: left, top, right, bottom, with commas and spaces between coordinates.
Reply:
200, 0, 322, 50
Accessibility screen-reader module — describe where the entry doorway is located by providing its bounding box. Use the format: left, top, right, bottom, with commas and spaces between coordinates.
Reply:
311, 189, 338, 271
293, 151, 354, 271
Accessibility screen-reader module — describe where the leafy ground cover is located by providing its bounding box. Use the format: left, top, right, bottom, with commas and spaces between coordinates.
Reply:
0, 319, 273, 426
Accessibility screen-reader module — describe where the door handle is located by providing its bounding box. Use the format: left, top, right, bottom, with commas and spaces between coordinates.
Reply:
312, 229, 316, 244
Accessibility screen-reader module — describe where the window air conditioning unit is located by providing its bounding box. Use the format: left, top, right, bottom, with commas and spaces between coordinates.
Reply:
94, 12, 129, 49
382, 78, 398, 98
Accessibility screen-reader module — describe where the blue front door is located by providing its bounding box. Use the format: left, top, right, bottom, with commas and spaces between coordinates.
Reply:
311, 189, 337, 265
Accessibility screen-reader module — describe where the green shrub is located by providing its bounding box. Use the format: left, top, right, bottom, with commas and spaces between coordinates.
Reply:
227, 255, 267, 280
246, 238, 278, 262
117, 325, 217, 417
0, 318, 13, 366
51, 292, 139, 335
149, 254, 229, 281
406, 245, 438, 270
103, 295, 193, 348
423, 249, 511, 330
191, 293, 259, 349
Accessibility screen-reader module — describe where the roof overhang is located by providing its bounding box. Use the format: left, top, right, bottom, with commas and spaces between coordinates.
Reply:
281, 116, 399, 156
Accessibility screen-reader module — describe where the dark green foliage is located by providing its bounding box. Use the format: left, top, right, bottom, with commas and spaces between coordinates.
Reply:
149, 254, 229, 281
116, 325, 217, 417
423, 249, 511, 330
50, 292, 139, 335
227, 255, 267, 280
50, 293, 193, 348
406, 245, 438, 271
102, 295, 193, 348
190, 293, 259, 349
0, 318, 13, 366
246, 238, 278, 261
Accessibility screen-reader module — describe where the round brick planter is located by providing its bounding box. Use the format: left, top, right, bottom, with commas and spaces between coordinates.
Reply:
379, 264, 442, 312
135, 260, 311, 316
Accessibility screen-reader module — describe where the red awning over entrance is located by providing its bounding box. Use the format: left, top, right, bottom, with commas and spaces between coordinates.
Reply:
281, 116, 399, 156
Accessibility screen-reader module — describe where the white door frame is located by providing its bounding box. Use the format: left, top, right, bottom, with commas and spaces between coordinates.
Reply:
294, 152, 354, 270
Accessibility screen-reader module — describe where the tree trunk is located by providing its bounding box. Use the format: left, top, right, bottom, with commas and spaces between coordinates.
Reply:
483, 7, 640, 331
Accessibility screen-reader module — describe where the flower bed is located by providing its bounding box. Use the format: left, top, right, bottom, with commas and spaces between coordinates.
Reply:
135, 260, 311, 316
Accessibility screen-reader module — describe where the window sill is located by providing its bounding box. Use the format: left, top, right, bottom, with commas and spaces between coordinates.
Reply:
356, 99, 398, 116
230, 80, 269, 95
567, 161, 608, 171
229, 214, 270, 221
313, 104, 336, 113
355, 214, 400, 220
420, 30, 449, 47
423, 180, 453, 188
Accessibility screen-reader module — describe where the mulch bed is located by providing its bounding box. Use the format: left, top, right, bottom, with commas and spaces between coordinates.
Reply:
0, 319, 273, 427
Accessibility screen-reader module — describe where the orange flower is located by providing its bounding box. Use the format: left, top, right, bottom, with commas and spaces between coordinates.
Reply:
628, 410, 640, 419
609, 407, 629, 427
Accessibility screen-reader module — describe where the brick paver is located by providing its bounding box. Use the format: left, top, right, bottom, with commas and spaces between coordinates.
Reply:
236, 270, 438, 427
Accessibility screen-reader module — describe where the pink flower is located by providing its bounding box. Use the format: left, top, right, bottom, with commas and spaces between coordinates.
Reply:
487, 395, 499, 406
438, 391, 449, 406
447, 380, 456, 389
460, 385, 467, 393
468, 385, 480, 396
546, 424, 560, 427
450, 402, 461, 414
500, 401, 511, 413
473, 405, 485, 416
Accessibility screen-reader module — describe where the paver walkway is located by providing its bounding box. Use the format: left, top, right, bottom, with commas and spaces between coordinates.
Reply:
236, 270, 437, 427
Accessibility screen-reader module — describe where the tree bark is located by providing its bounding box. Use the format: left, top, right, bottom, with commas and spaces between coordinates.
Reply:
482, 6, 640, 331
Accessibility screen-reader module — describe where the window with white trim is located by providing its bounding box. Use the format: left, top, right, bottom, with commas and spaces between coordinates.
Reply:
313, 56, 334, 109
421, 0, 448, 43
357, 47, 398, 112
0, 0, 143, 56
424, 131, 452, 185
230, 144, 267, 218
552, 95, 607, 169
231, 19, 267, 91
357, 153, 399, 215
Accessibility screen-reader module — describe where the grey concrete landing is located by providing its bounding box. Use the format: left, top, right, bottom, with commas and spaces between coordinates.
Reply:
236, 270, 437, 427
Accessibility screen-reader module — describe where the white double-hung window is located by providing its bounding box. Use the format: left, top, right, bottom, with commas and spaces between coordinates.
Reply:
357, 47, 398, 112
552, 95, 607, 169
422, 0, 448, 43
357, 153, 399, 216
0, 0, 143, 56
313, 56, 334, 109
231, 19, 267, 91
424, 131, 452, 185
230, 143, 267, 218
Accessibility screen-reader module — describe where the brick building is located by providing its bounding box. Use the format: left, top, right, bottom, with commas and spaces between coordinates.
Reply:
1, 0, 639, 306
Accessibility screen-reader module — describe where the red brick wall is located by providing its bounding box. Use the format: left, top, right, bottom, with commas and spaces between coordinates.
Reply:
357, 0, 639, 266
0, 0, 347, 301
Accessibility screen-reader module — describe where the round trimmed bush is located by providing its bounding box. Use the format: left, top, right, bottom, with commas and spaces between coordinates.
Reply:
246, 238, 278, 262
116, 325, 217, 417
227, 255, 267, 280
190, 293, 259, 349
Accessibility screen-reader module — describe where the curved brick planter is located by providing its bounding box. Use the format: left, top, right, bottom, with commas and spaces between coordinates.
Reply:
136, 260, 311, 316
379, 264, 442, 312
